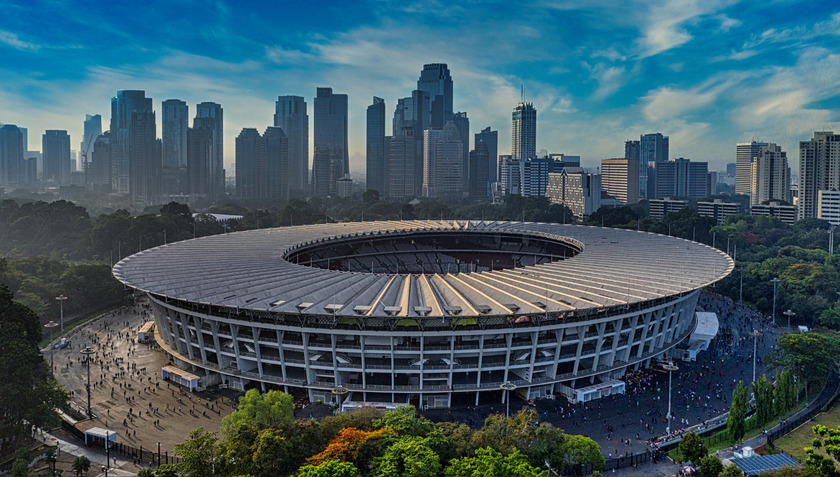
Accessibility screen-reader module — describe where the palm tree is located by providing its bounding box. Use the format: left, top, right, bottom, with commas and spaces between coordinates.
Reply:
72, 455, 91, 476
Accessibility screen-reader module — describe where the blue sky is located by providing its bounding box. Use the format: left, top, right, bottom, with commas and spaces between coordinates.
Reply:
1, 0, 838, 175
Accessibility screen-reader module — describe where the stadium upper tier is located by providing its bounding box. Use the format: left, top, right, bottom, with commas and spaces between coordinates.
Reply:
113, 220, 733, 321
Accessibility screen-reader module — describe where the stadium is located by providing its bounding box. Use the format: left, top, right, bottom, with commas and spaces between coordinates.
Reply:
113, 220, 733, 409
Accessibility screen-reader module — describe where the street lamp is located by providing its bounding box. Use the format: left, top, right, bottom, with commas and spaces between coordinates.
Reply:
500, 381, 517, 418
331, 385, 349, 413
783, 310, 795, 330
662, 363, 679, 435
105, 430, 111, 477
738, 267, 744, 304
80, 347, 96, 419
158, 442, 161, 466
44, 321, 59, 374
770, 278, 780, 324
748, 330, 763, 385
55, 295, 68, 339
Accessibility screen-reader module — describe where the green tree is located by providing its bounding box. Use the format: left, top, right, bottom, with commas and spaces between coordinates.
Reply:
373, 436, 442, 477
679, 432, 708, 464
297, 459, 360, 477
753, 375, 775, 425
698, 454, 723, 476
433, 422, 475, 460
727, 383, 748, 442
719, 463, 743, 477
72, 455, 92, 475
373, 405, 433, 437
774, 371, 796, 415
175, 427, 219, 477
137, 468, 155, 477
0, 285, 67, 438
251, 428, 291, 477
772, 331, 840, 397
154, 463, 180, 477
557, 434, 605, 472
444, 447, 549, 477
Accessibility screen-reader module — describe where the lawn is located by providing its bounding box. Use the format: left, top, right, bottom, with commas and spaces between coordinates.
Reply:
773, 404, 840, 463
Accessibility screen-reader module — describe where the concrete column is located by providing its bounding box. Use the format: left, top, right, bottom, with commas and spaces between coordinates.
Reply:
210, 321, 224, 368
252, 327, 263, 377
194, 316, 208, 364
275, 330, 287, 381
591, 322, 608, 371
635, 312, 653, 359
230, 324, 243, 371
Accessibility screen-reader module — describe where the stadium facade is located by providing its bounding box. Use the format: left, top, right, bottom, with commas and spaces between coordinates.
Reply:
114, 221, 732, 408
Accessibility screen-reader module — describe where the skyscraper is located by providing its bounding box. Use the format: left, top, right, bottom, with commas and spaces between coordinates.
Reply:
162, 100, 188, 169
736, 141, 768, 196
311, 145, 332, 199
469, 139, 490, 201
388, 129, 416, 201
195, 102, 224, 197
42, 130, 71, 184
111, 90, 155, 195
750, 144, 789, 205
366, 97, 386, 195
81, 114, 101, 172
89, 132, 112, 192
261, 126, 289, 201
652, 158, 709, 199
639, 133, 669, 198
601, 158, 640, 204
274, 96, 308, 196
417, 64, 453, 128
187, 118, 214, 198
313, 87, 348, 196
128, 111, 161, 205
512, 102, 536, 161
422, 121, 463, 200
0, 124, 25, 186
235, 128, 260, 200
799, 131, 840, 219
452, 111, 470, 190
475, 127, 498, 183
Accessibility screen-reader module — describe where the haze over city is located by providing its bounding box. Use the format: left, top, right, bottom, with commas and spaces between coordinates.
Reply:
2, 0, 838, 175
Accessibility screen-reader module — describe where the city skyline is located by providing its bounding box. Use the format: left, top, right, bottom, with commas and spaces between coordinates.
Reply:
0, 1, 838, 175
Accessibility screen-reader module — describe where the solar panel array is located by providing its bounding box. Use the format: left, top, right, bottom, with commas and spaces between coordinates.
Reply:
733, 453, 800, 476
113, 220, 734, 318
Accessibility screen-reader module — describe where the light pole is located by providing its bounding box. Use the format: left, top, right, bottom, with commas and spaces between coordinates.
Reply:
770, 278, 780, 324
783, 309, 795, 330
738, 267, 744, 304
45, 321, 59, 374
663, 363, 679, 435
80, 347, 95, 419
331, 385, 349, 413
55, 295, 67, 339
158, 442, 161, 466
748, 330, 763, 385
500, 381, 517, 418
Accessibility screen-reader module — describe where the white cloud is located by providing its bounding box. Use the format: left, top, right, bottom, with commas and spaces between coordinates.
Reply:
0, 30, 39, 51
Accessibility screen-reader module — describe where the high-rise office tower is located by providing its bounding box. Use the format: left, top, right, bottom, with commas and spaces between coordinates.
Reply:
475, 127, 498, 183
0, 124, 25, 186
546, 168, 602, 219
187, 118, 214, 198
366, 97, 386, 195
128, 112, 161, 205
235, 128, 260, 200
624, 140, 640, 162
311, 145, 332, 198
423, 121, 463, 199
469, 139, 490, 201
799, 131, 840, 219
736, 141, 768, 196
601, 158, 640, 204
417, 64, 453, 128
195, 102, 224, 197
260, 126, 289, 201
452, 112, 469, 190
89, 132, 112, 191
42, 130, 71, 184
388, 129, 416, 201
162, 100, 188, 169
512, 102, 536, 161
393, 97, 414, 134
313, 87, 349, 196
111, 90, 155, 195
652, 158, 709, 199
639, 133, 669, 198
750, 144, 789, 205
81, 114, 102, 172
274, 96, 308, 196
